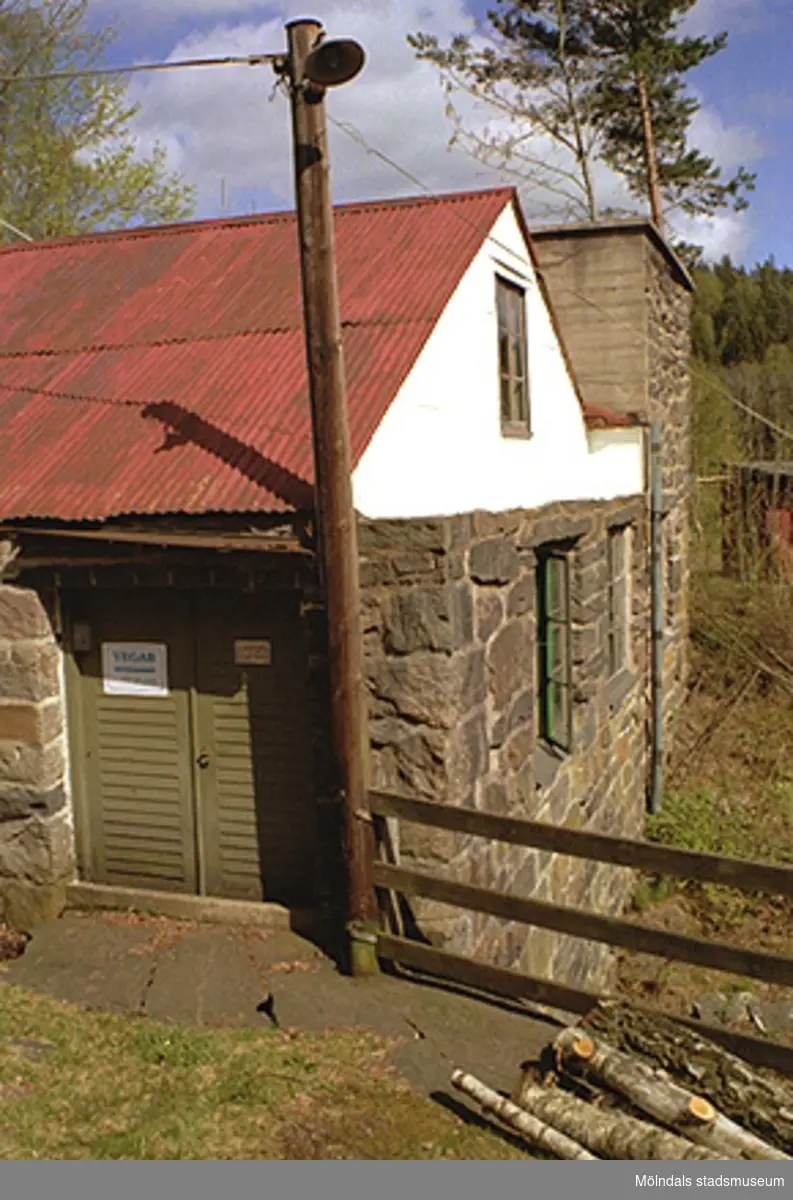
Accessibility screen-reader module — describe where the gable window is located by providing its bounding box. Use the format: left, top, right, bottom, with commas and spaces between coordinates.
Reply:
607, 526, 631, 676
536, 549, 572, 752
496, 276, 530, 435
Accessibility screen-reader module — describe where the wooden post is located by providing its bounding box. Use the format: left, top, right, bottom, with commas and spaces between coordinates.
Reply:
637, 71, 664, 233
285, 18, 379, 974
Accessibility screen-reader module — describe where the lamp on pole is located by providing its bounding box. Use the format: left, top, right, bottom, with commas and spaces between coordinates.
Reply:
281, 20, 378, 975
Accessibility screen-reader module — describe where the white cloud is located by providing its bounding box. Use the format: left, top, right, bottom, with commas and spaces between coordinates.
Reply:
688, 104, 766, 169
88, 0, 264, 15
675, 210, 756, 263
682, 0, 768, 37
125, 0, 761, 261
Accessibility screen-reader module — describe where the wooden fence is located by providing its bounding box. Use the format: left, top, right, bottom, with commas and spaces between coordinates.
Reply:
369, 790, 793, 1074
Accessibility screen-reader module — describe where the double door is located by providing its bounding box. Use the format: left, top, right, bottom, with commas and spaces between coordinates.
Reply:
66, 588, 317, 905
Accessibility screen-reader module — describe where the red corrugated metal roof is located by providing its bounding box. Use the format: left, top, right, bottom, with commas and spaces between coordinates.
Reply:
0, 188, 515, 522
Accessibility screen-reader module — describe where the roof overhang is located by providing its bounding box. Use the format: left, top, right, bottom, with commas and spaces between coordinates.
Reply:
0, 524, 312, 555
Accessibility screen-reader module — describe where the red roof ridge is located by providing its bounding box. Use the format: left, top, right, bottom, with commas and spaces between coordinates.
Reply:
0, 185, 516, 257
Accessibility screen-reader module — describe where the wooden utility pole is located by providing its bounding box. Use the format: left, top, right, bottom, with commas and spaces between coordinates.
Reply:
285, 18, 379, 974
637, 71, 664, 233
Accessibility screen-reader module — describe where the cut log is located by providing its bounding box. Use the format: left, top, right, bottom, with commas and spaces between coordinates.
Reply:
450, 1069, 596, 1160
555, 1025, 790, 1162
584, 1001, 793, 1154
513, 1079, 726, 1160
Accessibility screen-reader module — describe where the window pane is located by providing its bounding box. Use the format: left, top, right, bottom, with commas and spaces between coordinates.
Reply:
503, 286, 515, 329
537, 551, 571, 748
513, 334, 525, 379
607, 528, 630, 675
496, 282, 507, 324
499, 331, 510, 375
615, 621, 626, 671
549, 618, 568, 678
500, 374, 511, 421
516, 376, 528, 423
511, 377, 525, 423
547, 556, 567, 619
613, 531, 626, 575
551, 680, 570, 747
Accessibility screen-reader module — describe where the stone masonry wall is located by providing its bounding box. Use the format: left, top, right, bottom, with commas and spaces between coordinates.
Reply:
533, 228, 693, 746
646, 244, 693, 726
360, 494, 648, 991
0, 583, 74, 930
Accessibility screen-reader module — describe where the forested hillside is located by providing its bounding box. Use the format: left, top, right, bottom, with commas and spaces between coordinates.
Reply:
691, 259, 793, 474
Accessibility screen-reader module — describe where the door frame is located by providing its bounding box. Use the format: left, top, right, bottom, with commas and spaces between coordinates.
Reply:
63, 619, 96, 886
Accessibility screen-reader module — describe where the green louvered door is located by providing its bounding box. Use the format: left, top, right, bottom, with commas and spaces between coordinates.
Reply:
68, 588, 316, 905
69, 591, 199, 893
193, 592, 318, 905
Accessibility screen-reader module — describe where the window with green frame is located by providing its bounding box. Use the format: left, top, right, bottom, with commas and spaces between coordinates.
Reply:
536, 550, 572, 752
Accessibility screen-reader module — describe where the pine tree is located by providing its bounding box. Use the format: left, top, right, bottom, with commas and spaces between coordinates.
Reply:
409, 2, 606, 221
0, 0, 194, 242
410, 0, 754, 230
588, 1, 755, 225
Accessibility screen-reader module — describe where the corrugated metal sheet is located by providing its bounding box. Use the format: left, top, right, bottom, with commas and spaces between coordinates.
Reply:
0, 188, 514, 521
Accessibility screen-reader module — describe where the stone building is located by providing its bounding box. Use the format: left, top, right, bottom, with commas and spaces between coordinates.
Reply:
0, 189, 692, 989
532, 221, 694, 723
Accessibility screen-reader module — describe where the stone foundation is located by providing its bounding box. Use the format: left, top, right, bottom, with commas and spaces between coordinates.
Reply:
361, 495, 648, 989
0, 585, 73, 930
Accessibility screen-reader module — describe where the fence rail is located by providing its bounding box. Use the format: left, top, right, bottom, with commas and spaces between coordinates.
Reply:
372, 861, 793, 987
370, 790, 793, 1073
370, 791, 793, 898
376, 933, 793, 1077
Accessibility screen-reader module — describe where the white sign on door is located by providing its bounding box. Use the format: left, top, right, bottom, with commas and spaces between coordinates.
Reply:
234, 639, 272, 666
102, 642, 169, 697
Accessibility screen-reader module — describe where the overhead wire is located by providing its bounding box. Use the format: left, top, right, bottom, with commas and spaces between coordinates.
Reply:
0, 50, 279, 245
0, 56, 790, 447
327, 115, 793, 447
0, 53, 280, 84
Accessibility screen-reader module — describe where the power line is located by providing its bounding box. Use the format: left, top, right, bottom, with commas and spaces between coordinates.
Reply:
327, 115, 793, 447
0, 52, 280, 84
0, 95, 788, 446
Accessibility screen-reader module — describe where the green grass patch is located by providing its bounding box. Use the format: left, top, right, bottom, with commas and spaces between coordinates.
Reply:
0, 985, 528, 1160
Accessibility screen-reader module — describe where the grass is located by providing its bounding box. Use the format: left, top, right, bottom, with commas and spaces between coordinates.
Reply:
0, 985, 529, 1160
616, 570, 793, 1030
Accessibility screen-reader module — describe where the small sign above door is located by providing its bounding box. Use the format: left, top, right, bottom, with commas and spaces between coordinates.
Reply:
234, 639, 272, 667
102, 642, 169, 697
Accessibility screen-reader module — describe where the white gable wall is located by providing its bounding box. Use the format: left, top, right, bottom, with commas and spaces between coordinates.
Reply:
352, 204, 644, 520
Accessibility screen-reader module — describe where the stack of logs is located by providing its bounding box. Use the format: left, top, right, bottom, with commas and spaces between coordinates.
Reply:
453, 1004, 793, 1161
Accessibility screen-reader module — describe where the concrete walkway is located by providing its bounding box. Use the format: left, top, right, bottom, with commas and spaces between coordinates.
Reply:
1, 910, 557, 1100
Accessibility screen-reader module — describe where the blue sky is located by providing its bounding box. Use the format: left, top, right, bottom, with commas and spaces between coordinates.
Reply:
84, 0, 791, 267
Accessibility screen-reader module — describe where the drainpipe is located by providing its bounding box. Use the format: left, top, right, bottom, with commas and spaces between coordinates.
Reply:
649, 422, 664, 815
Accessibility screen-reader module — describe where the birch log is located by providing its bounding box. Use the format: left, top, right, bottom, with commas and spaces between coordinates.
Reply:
451, 1070, 596, 1160
554, 1027, 790, 1162
586, 1002, 793, 1154
514, 1080, 726, 1160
